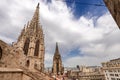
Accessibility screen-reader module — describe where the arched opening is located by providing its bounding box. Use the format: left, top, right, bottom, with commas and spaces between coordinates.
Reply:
26, 60, 30, 67
23, 38, 30, 56
56, 62, 59, 75
34, 40, 40, 56
0, 47, 2, 60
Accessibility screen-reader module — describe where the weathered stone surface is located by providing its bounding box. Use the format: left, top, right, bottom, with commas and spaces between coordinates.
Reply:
0, 68, 23, 80
104, 0, 120, 28
0, 40, 26, 68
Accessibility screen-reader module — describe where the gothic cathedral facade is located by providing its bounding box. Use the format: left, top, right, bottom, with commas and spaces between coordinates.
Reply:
15, 3, 45, 72
0, 3, 45, 72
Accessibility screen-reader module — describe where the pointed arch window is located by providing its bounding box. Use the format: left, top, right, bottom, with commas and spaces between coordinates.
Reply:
0, 47, 2, 60
23, 38, 30, 56
34, 40, 40, 56
56, 62, 59, 75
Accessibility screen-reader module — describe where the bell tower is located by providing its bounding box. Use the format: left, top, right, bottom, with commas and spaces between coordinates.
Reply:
52, 43, 64, 75
16, 3, 45, 72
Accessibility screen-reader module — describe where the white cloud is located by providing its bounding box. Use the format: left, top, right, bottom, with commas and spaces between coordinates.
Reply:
0, 35, 14, 43
0, 0, 120, 67
64, 56, 108, 67
45, 52, 53, 67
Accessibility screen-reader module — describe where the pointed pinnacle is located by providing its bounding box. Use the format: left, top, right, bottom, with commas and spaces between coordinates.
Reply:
55, 42, 59, 54
29, 3, 40, 31
37, 3, 39, 8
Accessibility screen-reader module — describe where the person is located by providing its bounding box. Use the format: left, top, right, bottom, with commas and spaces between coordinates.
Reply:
62, 77, 65, 80
72, 76, 76, 80
52, 75, 56, 80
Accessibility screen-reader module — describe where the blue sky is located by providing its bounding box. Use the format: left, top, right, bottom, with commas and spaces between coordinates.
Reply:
0, 0, 120, 67
46, 0, 107, 18
65, 0, 107, 18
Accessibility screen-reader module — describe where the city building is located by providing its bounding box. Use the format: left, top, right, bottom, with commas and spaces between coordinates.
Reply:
102, 58, 120, 80
52, 43, 64, 75
79, 72, 105, 80
79, 66, 101, 73
64, 66, 105, 80
79, 66, 105, 80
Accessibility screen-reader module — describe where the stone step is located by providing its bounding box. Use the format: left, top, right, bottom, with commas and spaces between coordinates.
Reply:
20, 67, 53, 80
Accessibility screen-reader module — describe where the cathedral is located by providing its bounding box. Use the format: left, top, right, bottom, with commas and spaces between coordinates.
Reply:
0, 3, 55, 80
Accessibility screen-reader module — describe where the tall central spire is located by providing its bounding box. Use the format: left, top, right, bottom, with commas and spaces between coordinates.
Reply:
29, 3, 40, 31
32, 3, 39, 22
16, 3, 45, 72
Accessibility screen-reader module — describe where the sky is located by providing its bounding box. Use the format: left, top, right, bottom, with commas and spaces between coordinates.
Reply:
0, 0, 120, 67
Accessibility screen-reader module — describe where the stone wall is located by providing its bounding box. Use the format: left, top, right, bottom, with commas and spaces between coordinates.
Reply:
22, 74, 32, 80
0, 40, 26, 68
104, 0, 120, 28
0, 68, 23, 80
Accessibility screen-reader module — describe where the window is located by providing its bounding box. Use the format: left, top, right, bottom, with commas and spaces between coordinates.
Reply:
115, 74, 119, 77
23, 38, 30, 55
56, 62, 59, 75
110, 74, 114, 76
106, 74, 107, 76
118, 70, 120, 72
111, 78, 116, 80
26, 60, 30, 67
0, 47, 2, 60
34, 40, 40, 56
117, 78, 120, 80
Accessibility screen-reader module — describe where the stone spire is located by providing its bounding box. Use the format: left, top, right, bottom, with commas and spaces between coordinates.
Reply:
54, 42, 61, 59
55, 42, 60, 55
16, 3, 45, 72
29, 3, 40, 32
17, 3, 41, 41
52, 43, 64, 75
